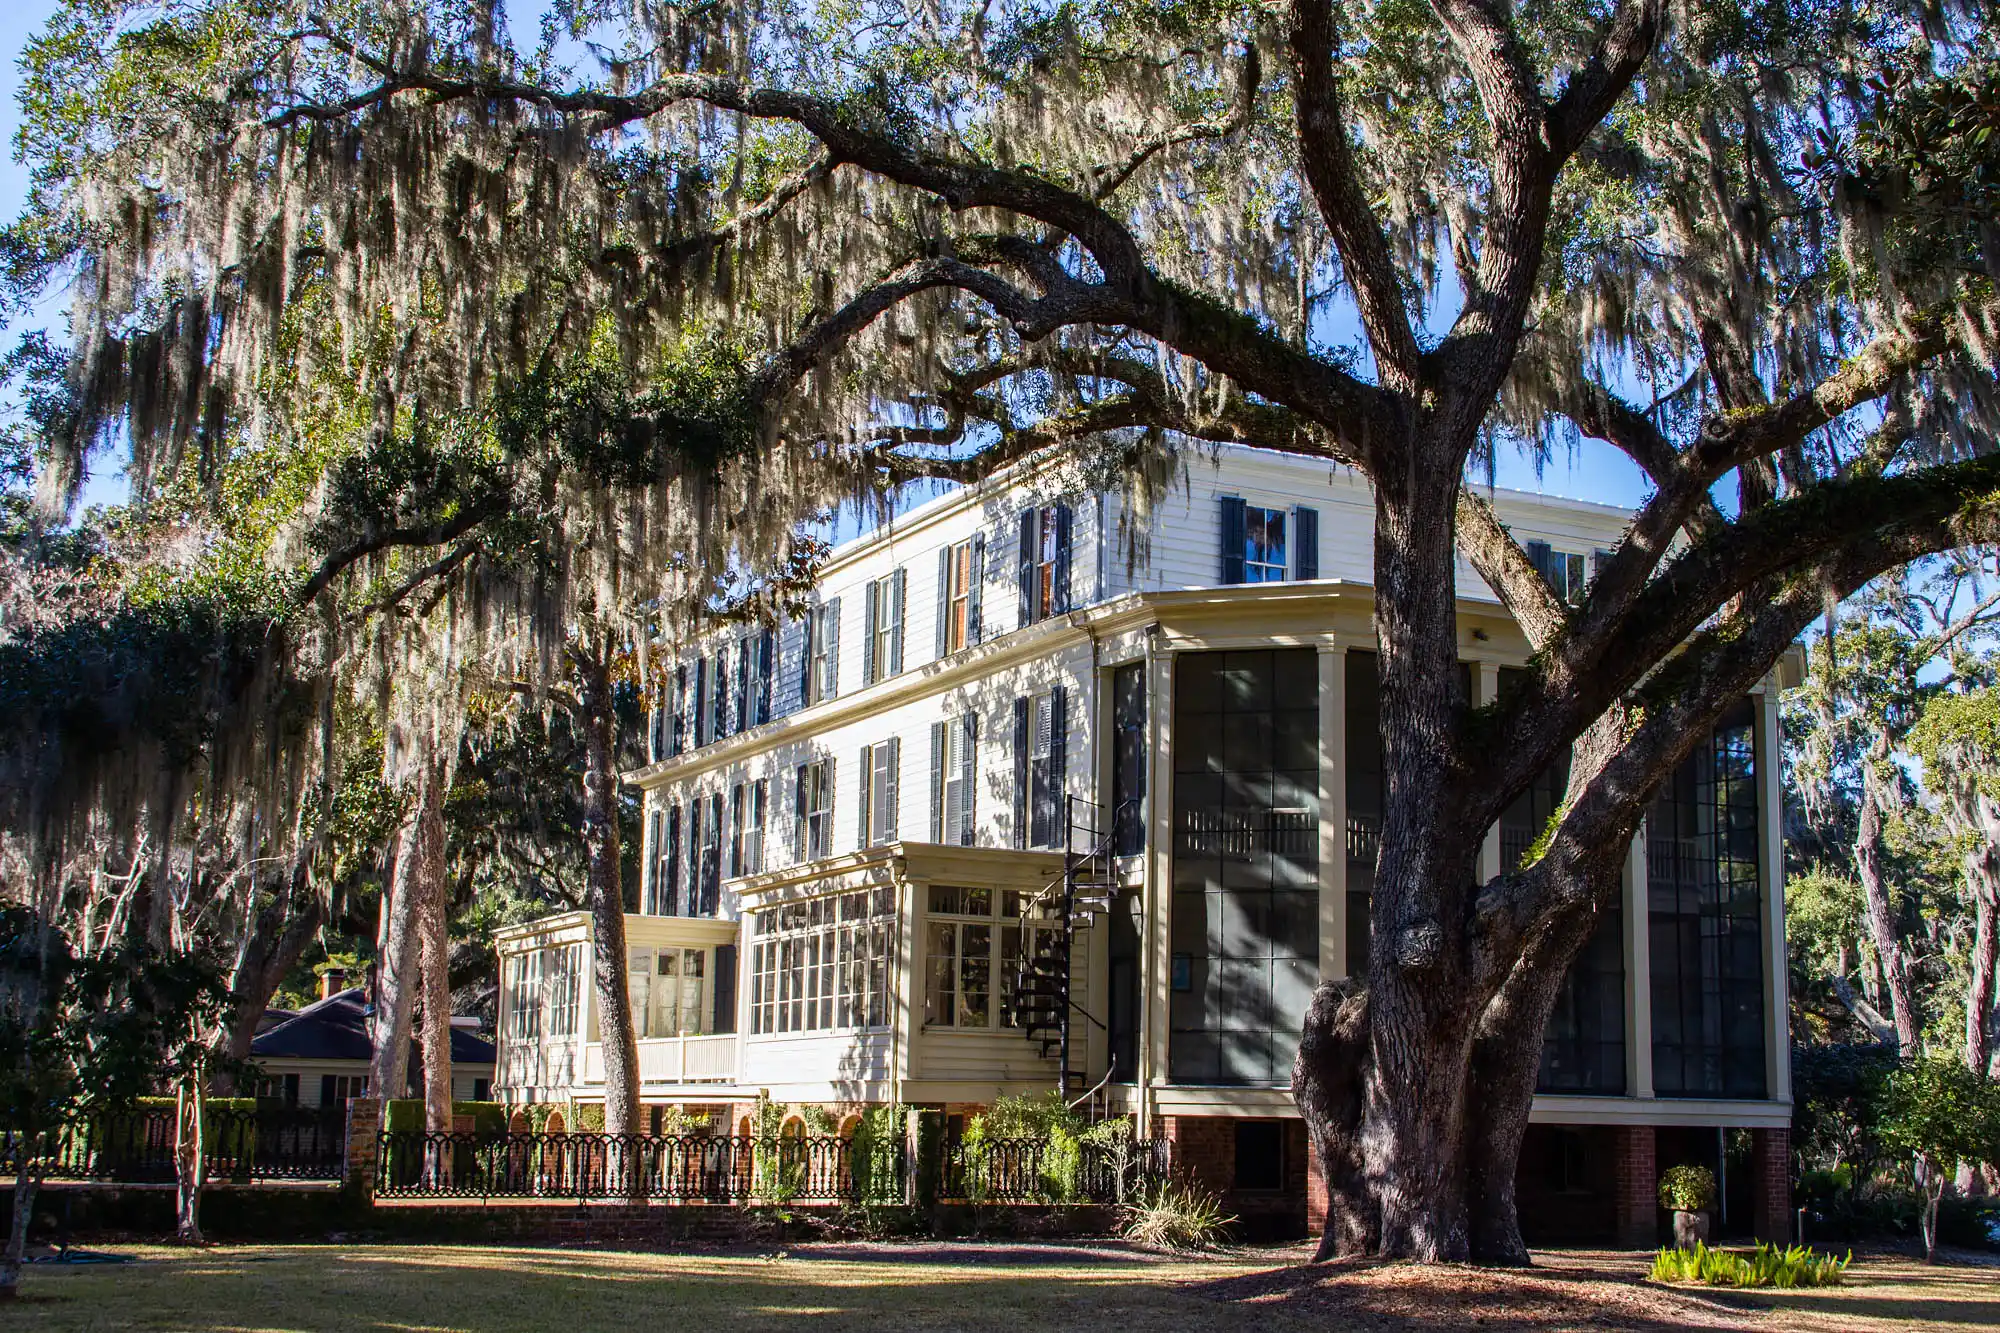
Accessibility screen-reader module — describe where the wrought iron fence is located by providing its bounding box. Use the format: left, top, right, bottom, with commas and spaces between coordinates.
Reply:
5, 1104, 346, 1183
941, 1134, 1171, 1205
373, 1130, 871, 1202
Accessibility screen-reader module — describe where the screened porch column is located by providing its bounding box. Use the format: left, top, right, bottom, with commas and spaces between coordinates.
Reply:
1624, 828, 1654, 1100
1139, 636, 1173, 1135
1473, 662, 1502, 886
1317, 643, 1349, 980
1755, 686, 1791, 1104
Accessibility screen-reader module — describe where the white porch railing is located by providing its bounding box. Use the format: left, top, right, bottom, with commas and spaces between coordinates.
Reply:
581, 1034, 737, 1085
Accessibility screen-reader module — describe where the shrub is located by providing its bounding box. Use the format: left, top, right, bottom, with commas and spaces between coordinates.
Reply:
1658, 1164, 1717, 1212
846, 1103, 908, 1205
382, 1099, 510, 1135
1122, 1180, 1235, 1251
1650, 1241, 1849, 1288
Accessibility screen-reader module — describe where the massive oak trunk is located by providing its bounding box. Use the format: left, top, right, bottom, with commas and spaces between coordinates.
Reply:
577, 652, 641, 1137
1350, 455, 1486, 1260
370, 755, 445, 1100
1966, 845, 1999, 1078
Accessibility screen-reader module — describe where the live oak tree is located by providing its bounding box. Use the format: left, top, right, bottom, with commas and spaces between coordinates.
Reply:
12, 0, 2000, 1261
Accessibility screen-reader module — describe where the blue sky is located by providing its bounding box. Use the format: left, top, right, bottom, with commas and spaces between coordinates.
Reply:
0, 1, 1656, 516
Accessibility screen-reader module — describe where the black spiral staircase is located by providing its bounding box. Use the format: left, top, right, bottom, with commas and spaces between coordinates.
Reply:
1010, 797, 1125, 1097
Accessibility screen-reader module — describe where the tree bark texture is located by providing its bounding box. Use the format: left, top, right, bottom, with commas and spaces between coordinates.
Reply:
417, 844, 454, 1133
1, 1158, 35, 1297
1855, 754, 1921, 1051
1966, 845, 1999, 1078
173, 1072, 206, 1244
370, 757, 444, 1100
578, 651, 641, 1138
219, 874, 322, 1089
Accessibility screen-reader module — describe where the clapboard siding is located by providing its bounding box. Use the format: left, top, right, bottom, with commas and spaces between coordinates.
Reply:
740, 1029, 894, 1090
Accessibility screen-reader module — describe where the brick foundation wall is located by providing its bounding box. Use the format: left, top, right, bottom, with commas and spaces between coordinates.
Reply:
1750, 1127, 1791, 1243
1611, 1124, 1657, 1249
1159, 1115, 1308, 1240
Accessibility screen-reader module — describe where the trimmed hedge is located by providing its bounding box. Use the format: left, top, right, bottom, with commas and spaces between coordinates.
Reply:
383, 1099, 511, 1136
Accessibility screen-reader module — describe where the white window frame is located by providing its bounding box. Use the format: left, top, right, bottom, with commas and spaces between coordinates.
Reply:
1243, 504, 1288, 583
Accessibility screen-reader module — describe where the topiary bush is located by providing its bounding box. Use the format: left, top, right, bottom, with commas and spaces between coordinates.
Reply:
1658, 1164, 1717, 1212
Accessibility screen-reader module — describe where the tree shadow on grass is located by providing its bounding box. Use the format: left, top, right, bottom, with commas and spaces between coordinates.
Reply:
1188, 1258, 1770, 1333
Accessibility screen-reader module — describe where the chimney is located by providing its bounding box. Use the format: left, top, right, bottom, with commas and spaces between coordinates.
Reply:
320, 967, 346, 1002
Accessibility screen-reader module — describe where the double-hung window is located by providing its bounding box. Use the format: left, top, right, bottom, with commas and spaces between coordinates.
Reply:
796, 758, 834, 862
805, 600, 840, 705
1016, 505, 1072, 626
860, 738, 900, 846
1244, 505, 1287, 582
547, 945, 581, 1039
1220, 498, 1318, 583
862, 570, 906, 684
696, 791, 723, 914
924, 886, 1052, 1029
1013, 688, 1068, 849
937, 537, 984, 655
741, 778, 767, 877
932, 715, 977, 845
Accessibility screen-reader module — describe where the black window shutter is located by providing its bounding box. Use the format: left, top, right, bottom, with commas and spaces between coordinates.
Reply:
734, 638, 750, 732
794, 764, 808, 862
1220, 496, 1247, 584
935, 547, 952, 659
1052, 504, 1073, 613
686, 799, 702, 906
1017, 509, 1037, 627
671, 664, 687, 753
1525, 539, 1553, 585
1049, 684, 1069, 838
822, 597, 840, 699
1012, 696, 1030, 850
776, 619, 804, 719
666, 806, 682, 915
930, 721, 947, 841
968, 534, 985, 644
756, 629, 774, 725
712, 944, 737, 1035
646, 809, 662, 911
885, 736, 899, 839
692, 657, 709, 746
859, 744, 873, 843
862, 581, 879, 686
1589, 548, 1613, 584
1295, 506, 1319, 580
959, 713, 978, 845
890, 567, 906, 674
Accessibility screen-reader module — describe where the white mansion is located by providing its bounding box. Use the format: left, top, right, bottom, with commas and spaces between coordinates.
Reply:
492, 443, 1797, 1243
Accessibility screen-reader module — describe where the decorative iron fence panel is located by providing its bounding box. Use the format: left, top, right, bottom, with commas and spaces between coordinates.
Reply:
6, 1105, 346, 1182
940, 1134, 1170, 1205
373, 1131, 866, 1203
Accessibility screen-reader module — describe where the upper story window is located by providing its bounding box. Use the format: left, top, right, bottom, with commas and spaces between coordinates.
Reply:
862, 570, 906, 685
1526, 542, 1596, 605
696, 791, 723, 914
936, 537, 984, 656
649, 805, 683, 916
1016, 504, 1072, 626
860, 738, 900, 846
804, 599, 841, 706
733, 778, 768, 878
1221, 497, 1319, 584
1014, 687, 1069, 849
932, 715, 977, 846
795, 757, 835, 862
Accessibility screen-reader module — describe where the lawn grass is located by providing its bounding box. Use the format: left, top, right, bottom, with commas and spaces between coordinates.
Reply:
4, 1241, 1994, 1332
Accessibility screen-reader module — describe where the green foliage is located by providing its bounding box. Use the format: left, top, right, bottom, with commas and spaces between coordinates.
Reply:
1657, 1164, 1717, 1213
1121, 1180, 1236, 1252
1792, 1042, 1900, 1204
655, 1105, 710, 1137
383, 1099, 511, 1136
749, 1092, 804, 1204
1650, 1241, 1849, 1288
847, 1103, 909, 1205
961, 1093, 1089, 1205
1880, 1055, 2000, 1175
